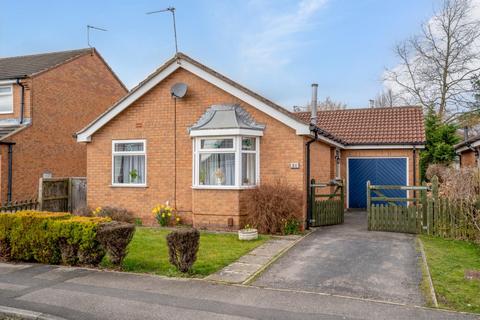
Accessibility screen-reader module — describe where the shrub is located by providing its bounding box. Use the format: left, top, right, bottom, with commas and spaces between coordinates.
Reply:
97, 221, 135, 265
425, 164, 449, 182
242, 180, 303, 234
52, 216, 108, 266
166, 228, 200, 273
94, 206, 136, 224
73, 206, 94, 217
0, 211, 109, 266
283, 218, 301, 235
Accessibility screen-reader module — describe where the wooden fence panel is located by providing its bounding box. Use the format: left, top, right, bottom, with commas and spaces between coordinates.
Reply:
39, 177, 86, 212
70, 178, 87, 212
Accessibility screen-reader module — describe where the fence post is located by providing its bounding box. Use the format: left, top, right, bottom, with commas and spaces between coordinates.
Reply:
421, 181, 428, 232
366, 180, 371, 230
67, 178, 72, 212
38, 177, 44, 211
431, 175, 439, 235
340, 179, 345, 222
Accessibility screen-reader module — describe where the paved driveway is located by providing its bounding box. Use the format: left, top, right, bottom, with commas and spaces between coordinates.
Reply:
253, 211, 425, 305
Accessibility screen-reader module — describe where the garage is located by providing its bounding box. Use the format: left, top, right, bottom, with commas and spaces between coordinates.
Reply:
347, 157, 408, 208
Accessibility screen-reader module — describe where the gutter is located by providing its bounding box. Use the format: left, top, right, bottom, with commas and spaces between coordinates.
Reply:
0, 141, 15, 202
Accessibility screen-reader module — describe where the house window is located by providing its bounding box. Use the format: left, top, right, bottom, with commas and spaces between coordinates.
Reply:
0, 86, 13, 114
112, 140, 146, 186
194, 136, 259, 188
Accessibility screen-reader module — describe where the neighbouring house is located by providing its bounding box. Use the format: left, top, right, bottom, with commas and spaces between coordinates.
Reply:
0, 48, 127, 202
455, 132, 480, 168
76, 53, 425, 229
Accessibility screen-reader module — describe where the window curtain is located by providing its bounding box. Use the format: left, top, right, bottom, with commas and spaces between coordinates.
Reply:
200, 153, 235, 185
242, 153, 256, 185
114, 155, 145, 184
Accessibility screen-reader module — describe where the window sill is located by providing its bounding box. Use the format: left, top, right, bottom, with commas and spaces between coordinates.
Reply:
0, 111, 14, 115
192, 185, 256, 190
109, 184, 148, 188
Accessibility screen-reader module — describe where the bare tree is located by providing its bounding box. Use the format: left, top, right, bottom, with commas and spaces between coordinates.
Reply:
374, 89, 398, 107
303, 97, 346, 111
385, 0, 480, 120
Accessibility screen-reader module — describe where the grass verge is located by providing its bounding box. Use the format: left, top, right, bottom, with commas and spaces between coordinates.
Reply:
102, 227, 268, 277
419, 235, 480, 313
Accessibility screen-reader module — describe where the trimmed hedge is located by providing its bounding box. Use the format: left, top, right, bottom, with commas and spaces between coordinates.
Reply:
0, 211, 135, 267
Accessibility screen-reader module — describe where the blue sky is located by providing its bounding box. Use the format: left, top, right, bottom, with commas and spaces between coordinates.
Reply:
0, 0, 438, 109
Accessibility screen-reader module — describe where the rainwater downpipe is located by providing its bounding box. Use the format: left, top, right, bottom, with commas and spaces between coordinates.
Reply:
16, 79, 25, 125
305, 83, 318, 230
412, 146, 417, 199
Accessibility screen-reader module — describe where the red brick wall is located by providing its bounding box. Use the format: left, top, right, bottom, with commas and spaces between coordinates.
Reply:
1, 52, 126, 201
460, 149, 478, 168
85, 68, 324, 228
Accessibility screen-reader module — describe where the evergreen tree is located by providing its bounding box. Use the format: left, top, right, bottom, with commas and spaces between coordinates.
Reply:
420, 110, 460, 179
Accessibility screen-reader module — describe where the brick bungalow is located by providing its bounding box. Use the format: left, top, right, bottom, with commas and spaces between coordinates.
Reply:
76, 53, 425, 229
455, 133, 480, 168
0, 48, 127, 202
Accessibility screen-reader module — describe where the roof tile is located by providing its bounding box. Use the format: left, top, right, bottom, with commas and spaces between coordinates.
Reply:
295, 106, 425, 145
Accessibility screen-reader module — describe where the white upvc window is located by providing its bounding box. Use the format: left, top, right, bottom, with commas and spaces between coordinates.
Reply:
112, 140, 147, 187
193, 136, 260, 189
0, 85, 13, 114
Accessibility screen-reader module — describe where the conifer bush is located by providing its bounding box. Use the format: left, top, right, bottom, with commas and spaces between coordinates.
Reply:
166, 228, 200, 273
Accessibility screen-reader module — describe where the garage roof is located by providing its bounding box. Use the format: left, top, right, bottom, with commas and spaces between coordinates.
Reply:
295, 106, 425, 146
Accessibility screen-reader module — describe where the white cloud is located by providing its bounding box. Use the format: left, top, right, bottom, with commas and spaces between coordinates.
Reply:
239, 0, 328, 70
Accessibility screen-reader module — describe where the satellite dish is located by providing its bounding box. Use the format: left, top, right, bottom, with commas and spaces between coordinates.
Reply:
170, 82, 188, 98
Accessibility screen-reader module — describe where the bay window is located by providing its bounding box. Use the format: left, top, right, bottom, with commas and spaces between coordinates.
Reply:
194, 136, 259, 188
112, 140, 146, 186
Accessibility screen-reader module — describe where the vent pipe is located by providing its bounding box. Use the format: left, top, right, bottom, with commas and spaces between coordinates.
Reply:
310, 83, 318, 126
464, 126, 469, 141
369, 99, 375, 108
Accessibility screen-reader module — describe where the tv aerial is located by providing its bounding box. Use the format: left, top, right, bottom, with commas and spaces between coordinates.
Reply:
86, 25, 107, 53
146, 7, 178, 55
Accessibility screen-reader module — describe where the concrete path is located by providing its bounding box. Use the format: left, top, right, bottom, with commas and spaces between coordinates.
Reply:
0, 262, 477, 320
207, 235, 300, 283
253, 212, 425, 305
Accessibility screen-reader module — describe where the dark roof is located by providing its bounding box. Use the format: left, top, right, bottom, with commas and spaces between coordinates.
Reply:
454, 134, 480, 149
0, 48, 92, 80
295, 106, 426, 145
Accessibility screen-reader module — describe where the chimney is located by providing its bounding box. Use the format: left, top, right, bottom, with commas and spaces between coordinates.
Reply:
369, 99, 375, 108
464, 126, 469, 141
310, 83, 318, 126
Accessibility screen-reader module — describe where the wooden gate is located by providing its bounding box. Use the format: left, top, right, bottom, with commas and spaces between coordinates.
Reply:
366, 181, 427, 233
310, 179, 344, 227
38, 177, 86, 212
367, 177, 479, 240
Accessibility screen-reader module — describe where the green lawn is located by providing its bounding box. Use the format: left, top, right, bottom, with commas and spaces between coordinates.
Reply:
419, 235, 480, 313
103, 227, 268, 277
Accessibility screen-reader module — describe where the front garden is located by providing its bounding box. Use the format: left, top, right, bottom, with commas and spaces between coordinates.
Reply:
106, 228, 268, 277
0, 207, 269, 278
420, 235, 480, 313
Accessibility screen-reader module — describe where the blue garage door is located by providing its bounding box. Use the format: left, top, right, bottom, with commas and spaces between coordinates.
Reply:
348, 158, 407, 208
